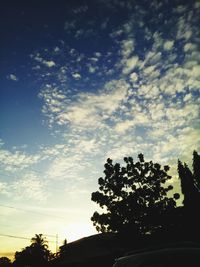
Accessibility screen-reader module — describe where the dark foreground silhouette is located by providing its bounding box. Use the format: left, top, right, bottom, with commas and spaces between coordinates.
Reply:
1, 151, 200, 267
113, 244, 200, 267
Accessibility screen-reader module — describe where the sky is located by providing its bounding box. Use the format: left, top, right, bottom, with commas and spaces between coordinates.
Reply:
0, 0, 200, 259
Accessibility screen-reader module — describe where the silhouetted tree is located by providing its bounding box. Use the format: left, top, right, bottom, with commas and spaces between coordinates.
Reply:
178, 151, 200, 237
13, 234, 50, 267
178, 151, 200, 208
58, 239, 68, 259
0, 257, 12, 267
193, 151, 200, 190
31, 234, 48, 249
91, 154, 180, 236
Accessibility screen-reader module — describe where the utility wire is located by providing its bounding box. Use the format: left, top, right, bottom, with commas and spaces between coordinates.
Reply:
0, 233, 56, 243
0, 204, 67, 220
0, 233, 30, 240
0, 226, 57, 241
0, 226, 57, 240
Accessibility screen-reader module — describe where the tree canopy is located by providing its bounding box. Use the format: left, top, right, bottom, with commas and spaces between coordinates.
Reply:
13, 234, 50, 267
0, 257, 12, 267
91, 154, 180, 235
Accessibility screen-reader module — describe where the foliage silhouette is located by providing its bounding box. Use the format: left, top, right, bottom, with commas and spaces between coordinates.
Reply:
91, 154, 180, 235
13, 234, 51, 267
178, 151, 200, 237
178, 151, 200, 207
0, 257, 12, 267
1, 152, 199, 267
58, 239, 68, 258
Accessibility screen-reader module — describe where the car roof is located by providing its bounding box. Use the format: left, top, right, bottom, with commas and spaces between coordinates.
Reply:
113, 247, 200, 267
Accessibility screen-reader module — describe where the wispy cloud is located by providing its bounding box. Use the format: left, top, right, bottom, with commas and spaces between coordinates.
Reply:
11, 173, 48, 202
39, 79, 130, 129
0, 148, 41, 172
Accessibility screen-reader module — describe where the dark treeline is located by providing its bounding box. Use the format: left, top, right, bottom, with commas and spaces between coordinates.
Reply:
0, 151, 200, 267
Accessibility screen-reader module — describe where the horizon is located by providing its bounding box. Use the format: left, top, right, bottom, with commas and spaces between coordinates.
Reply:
0, 0, 200, 260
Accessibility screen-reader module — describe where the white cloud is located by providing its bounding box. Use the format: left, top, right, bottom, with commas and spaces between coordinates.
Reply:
138, 84, 160, 99
88, 65, 97, 73
43, 60, 56, 68
0, 181, 9, 196
0, 148, 41, 172
143, 65, 156, 75
183, 43, 196, 52
163, 40, 174, 51
31, 53, 56, 68
154, 127, 200, 160
54, 46, 60, 52
94, 52, 101, 57
89, 57, 98, 62
7, 74, 18, 81
143, 51, 162, 66
110, 29, 123, 38
11, 173, 48, 202
120, 39, 135, 58
115, 120, 134, 133
192, 65, 200, 77
41, 144, 68, 158
183, 93, 192, 102
149, 103, 165, 121
40, 80, 130, 129
176, 15, 193, 41
46, 153, 87, 181
152, 31, 163, 49
72, 73, 81, 79
122, 56, 139, 74
130, 72, 138, 82
106, 146, 135, 161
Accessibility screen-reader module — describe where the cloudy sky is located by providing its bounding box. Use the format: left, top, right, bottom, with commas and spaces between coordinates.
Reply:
0, 0, 200, 258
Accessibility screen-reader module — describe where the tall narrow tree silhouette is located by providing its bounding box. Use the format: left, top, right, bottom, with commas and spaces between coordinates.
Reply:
193, 151, 200, 190
178, 151, 200, 207
91, 154, 180, 236
178, 151, 200, 237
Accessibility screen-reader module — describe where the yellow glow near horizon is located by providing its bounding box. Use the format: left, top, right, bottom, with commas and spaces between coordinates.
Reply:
64, 222, 97, 243
0, 220, 97, 261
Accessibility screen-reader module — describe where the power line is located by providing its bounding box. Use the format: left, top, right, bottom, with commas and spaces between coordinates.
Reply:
0, 233, 30, 240
0, 224, 57, 239
0, 203, 67, 220
0, 233, 56, 243
0, 226, 58, 239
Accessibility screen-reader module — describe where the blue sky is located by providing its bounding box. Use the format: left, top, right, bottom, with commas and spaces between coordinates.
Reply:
0, 0, 200, 258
